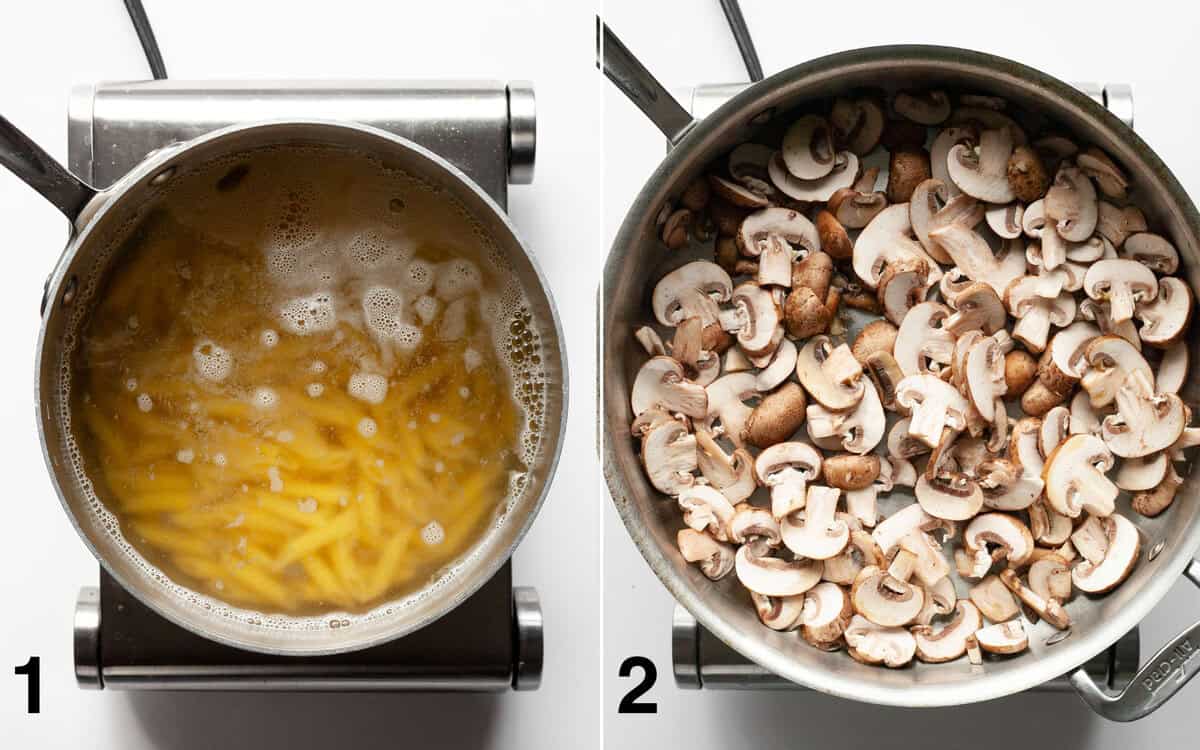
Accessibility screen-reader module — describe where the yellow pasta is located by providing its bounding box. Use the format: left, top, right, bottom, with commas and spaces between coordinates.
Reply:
69, 147, 530, 615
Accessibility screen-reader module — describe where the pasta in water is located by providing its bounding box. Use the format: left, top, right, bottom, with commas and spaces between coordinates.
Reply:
70, 145, 544, 615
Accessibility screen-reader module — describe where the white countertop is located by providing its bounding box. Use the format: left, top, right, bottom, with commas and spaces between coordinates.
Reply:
0, 1, 601, 748
602, 1, 1200, 747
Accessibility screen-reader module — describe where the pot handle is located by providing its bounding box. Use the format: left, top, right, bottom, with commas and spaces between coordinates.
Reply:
1071, 559, 1200, 721
0, 114, 96, 221
596, 18, 696, 146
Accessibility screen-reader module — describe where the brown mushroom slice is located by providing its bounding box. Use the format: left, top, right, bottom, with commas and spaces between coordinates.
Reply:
720, 282, 782, 357
986, 202, 1025, 239
887, 149, 932, 204
864, 351, 907, 413
677, 484, 737, 542
1095, 201, 1147, 248
728, 143, 777, 197
694, 428, 756, 504
950, 107, 1027, 143
845, 614, 917, 667
1005, 277, 1076, 354
1007, 145, 1049, 203
831, 97, 885, 156
823, 529, 884, 585
915, 472, 983, 521
913, 600, 983, 663
877, 258, 931, 325
630, 356, 708, 418
1075, 146, 1127, 199
1069, 390, 1106, 437
1029, 555, 1073, 602
976, 620, 1029, 655
823, 453, 882, 491
828, 186, 887, 229
1115, 452, 1169, 492
852, 203, 943, 291
736, 206, 820, 258
942, 281, 1006, 337
946, 128, 1017, 203
1102, 371, 1186, 458
998, 569, 1070, 630
641, 419, 698, 495
1021, 321, 1101, 416
795, 336, 866, 411
806, 382, 886, 456
722, 345, 753, 375
1030, 498, 1073, 547
1132, 463, 1184, 517
800, 582, 854, 646
928, 222, 1025, 296
709, 174, 770, 209
898, 529, 951, 587
750, 591, 804, 631
1080, 334, 1153, 408
677, 528, 735, 580
728, 505, 782, 547
768, 150, 859, 203
894, 301, 956, 377
1083, 259, 1158, 326
895, 374, 971, 448
969, 574, 1020, 622
964, 513, 1035, 570
735, 544, 823, 598
1042, 433, 1117, 518
851, 320, 899, 366
652, 260, 734, 328
893, 90, 951, 124
703, 372, 758, 448
752, 338, 797, 393
1045, 166, 1098, 242
781, 115, 837, 180
756, 441, 823, 520
1072, 513, 1141, 594
1032, 134, 1077, 171
851, 564, 926, 628
781, 485, 850, 560
1135, 276, 1193, 349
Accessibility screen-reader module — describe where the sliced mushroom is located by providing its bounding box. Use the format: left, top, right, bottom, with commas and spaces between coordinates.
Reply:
1077, 147, 1128, 200
677, 484, 737, 541
756, 441, 823, 519
800, 582, 854, 646
963, 336, 1007, 423
963, 513, 1035, 571
894, 90, 951, 124
694, 427, 756, 503
641, 418, 698, 495
1115, 452, 1169, 492
1042, 433, 1117, 518
898, 529, 951, 587
1101, 370, 1186, 458
1158, 343, 1189, 395
719, 282, 782, 357
1029, 498, 1073, 547
634, 326, 666, 356
1071, 515, 1111, 566
852, 203, 943, 291
795, 336, 866, 411
998, 568, 1070, 629
1135, 276, 1193, 348
1132, 463, 1183, 517
782, 485, 850, 560
1096, 201, 1148, 248
1029, 555, 1073, 603
986, 202, 1025, 239
1045, 166, 1098, 242
736, 206, 820, 259
914, 576, 959, 627
1021, 321, 1100, 416
709, 174, 770, 209
946, 128, 1016, 203
735, 543, 823, 597
1083, 259, 1158, 325
728, 143, 777, 197
768, 150, 859, 202
975, 620, 1029, 655
913, 600, 983, 663
652, 260, 733, 331
1004, 277, 1076, 354
851, 563, 926, 628
782, 115, 837, 180
1122, 232, 1179, 275
751, 591, 804, 631
823, 529, 885, 585
943, 282, 1006, 336
969, 574, 1020, 622
845, 614, 917, 668
895, 374, 970, 448
828, 184, 888, 229
831, 97, 885, 156
894, 302, 956, 377
728, 505, 783, 548
631, 356, 708, 418
915, 472, 984, 521
928, 222, 1024, 296
677, 528, 734, 580
1072, 513, 1141, 594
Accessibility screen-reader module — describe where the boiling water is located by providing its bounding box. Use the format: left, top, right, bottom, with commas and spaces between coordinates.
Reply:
64, 144, 547, 617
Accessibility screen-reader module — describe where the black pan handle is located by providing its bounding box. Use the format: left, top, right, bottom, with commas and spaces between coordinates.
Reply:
123, 0, 168, 80
596, 18, 696, 146
0, 114, 97, 221
718, 0, 763, 83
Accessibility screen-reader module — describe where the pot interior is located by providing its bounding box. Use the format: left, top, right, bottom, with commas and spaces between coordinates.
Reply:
603, 45, 1200, 706
38, 121, 566, 655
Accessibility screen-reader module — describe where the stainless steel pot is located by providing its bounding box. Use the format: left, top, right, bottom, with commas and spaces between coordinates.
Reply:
1, 115, 566, 655
600, 35, 1200, 719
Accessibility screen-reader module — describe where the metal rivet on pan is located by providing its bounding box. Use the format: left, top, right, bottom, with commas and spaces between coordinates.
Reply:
150, 166, 176, 186
1148, 539, 1166, 562
1045, 629, 1072, 647
61, 275, 78, 306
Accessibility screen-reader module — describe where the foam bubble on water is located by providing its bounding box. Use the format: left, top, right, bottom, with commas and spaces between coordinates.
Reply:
305, 382, 324, 398
413, 295, 439, 325
260, 329, 279, 348
136, 393, 153, 412
435, 259, 481, 301
421, 521, 445, 546
362, 285, 404, 337
310, 360, 327, 374
401, 259, 434, 295
348, 372, 387, 404
213, 453, 227, 467
268, 466, 283, 493
357, 416, 377, 438
252, 387, 278, 409
193, 340, 234, 382
125, 377, 138, 392
458, 386, 471, 399
176, 448, 195, 464
439, 297, 470, 341
279, 293, 336, 335
464, 348, 482, 372
394, 323, 422, 351
346, 229, 397, 268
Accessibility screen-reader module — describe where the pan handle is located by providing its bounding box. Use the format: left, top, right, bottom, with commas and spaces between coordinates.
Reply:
1071, 559, 1200, 721
0, 114, 96, 221
596, 18, 696, 146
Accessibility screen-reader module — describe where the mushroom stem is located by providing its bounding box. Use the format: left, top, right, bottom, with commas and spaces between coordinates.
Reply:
1012, 306, 1052, 352
1076, 468, 1119, 518
1108, 285, 1137, 324
770, 476, 808, 520
909, 401, 949, 448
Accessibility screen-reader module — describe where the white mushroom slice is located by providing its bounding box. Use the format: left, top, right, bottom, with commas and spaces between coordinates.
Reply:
964, 513, 1035, 569
728, 143, 777, 197
736, 206, 820, 258
913, 600, 983, 663
982, 473, 1043, 512
913, 576, 958, 627
1029, 498, 1074, 546
889, 457, 918, 488
998, 569, 1070, 629
728, 506, 782, 547
851, 565, 926, 628
831, 97, 885, 156
1071, 515, 1111, 566
723, 346, 753, 373
895, 301, 956, 377
1009, 417, 1044, 476
755, 235, 793, 288
927, 222, 1024, 296
694, 428, 756, 504
845, 615, 917, 668
969, 574, 1020, 622
1115, 452, 1169, 492
781, 485, 849, 560
897, 529, 950, 587
1039, 406, 1071, 458
1102, 370, 1186, 458
1072, 513, 1141, 594
943, 282, 1006, 336
910, 179, 955, 263
1042, 434, 1117, 518
634, 326, 666, 356
677, 484, 737, 541
641, 419, 698, 496
894, 90, 951, 124
929, 127, 977, 197
1029, 555, 1073, 602
828, 186, 887, 229
1122, 232, 1179, 275
823, 529, 884, 585
1135, 276, 1193, 349
852, 203, 943, 291
1080, 335, 1152, 409
950, 107, 1027, 144
877, 258, 931, 325
895, 374, 970, 448
1045, 166, 1098, 242
1083, 259, 1158, 325
806, 377, 885, 455
1132, 463, 1184, 517
872, 502, 937, 556
781, 114, 836, 180
768, 150, 859, 202
946, 128, 1016, 203
1005, 277, 1076, 354
800, 582, 854, 645
986, 202, 1024, 239
721, 282, 782, 357
1077, 147, 1128, 199
704, 372, 758, 449
735, 544, 823, 597
754, 337, 797, 392
976, 620, 1029, 655
677, 528, 734, 580
652, 260, 733, 327
1096, 201, 1148, 248
1069, 390, 1105, 436
631, 356, 708, 418
750, 591, 804, 631
915, 472, 983, 521
964, 337, 1007, 422
1157, 343, 1189, 395
755, 441, 823, 520
795, 336, 865, 411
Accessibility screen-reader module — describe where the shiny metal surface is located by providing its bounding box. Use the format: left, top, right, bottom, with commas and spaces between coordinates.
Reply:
602, 44, 1200, 711
671, 604, 1137, 692
512, 586, 544, 691
73, 586, 101, 690
598, 21, 694, 146
507, 82, 537, 185
25, 106, 565, 655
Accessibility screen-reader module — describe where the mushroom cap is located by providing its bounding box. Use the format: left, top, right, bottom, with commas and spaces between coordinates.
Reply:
894, 89, 951, 125
651, 260, 733, 326
845, 615, 917, 667
631, 355, 709, 418
852, 203, 942, 290
946, 128, 1017, 203
913, 600, 983, 663
851, 565, 926, 628
851, 319, 899, 366
676, 528, 734, 580
768, 150, 859, 202
823, 453, 882, 491
736, 206, 820, 258
743, 382, 807, 449
975, 620, 1029, 655
963, 513, 1035, 567
735, 544, 823, 597
795, 336, 866, 411
781, 114, 837, 180
800, 581, 854, 645
1072, 513, 1141, 594
915, 472, 984, 521
1042, 433, 1117, 518
1122, 232, 1179, 275
1045, 166, 1098, 242
1136, 276, 1193, 348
